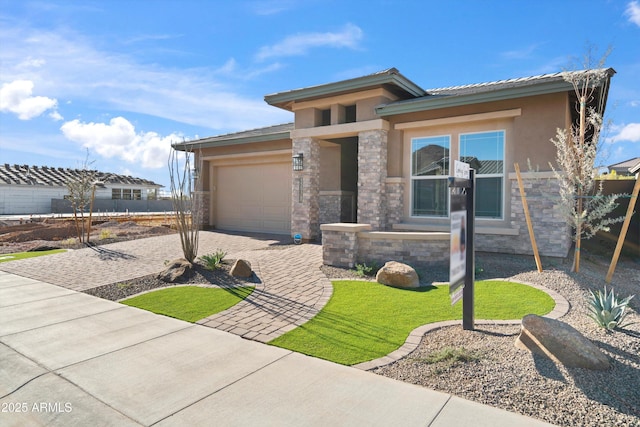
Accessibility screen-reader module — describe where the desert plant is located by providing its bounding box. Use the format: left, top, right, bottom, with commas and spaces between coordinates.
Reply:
168, 145, 202, 263
65, 151, 98, 243
199, 249, 227, 271
587, 286, 635, 331
99, 229, 115, 240
355, 261, 378, 277
549, 49, 625, 272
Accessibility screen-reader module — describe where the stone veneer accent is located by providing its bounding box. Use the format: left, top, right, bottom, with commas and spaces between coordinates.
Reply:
385, 178, 404, 230
357, 130, 388, 230
476, 175, 570, 257
322, 174, 571, 267
319, 191, 356, 225
194, 190, 210, 230
291, 137, 320, 240
321, 223, 450, 268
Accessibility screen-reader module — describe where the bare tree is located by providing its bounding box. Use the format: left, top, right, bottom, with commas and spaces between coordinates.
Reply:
168, 145, 202, 263
66, 152, 98, 243
550, 49, 625, 272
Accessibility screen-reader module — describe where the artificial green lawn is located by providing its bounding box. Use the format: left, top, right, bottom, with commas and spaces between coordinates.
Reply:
0, 249, 67, 263
122, 286, 254, 323
269, 280, 555, 365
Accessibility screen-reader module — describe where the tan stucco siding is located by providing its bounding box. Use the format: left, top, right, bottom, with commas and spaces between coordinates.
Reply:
386, 92, 569, 177
386, 92, 570, 227
320, 143, 341, 191
292, 88, 399, 129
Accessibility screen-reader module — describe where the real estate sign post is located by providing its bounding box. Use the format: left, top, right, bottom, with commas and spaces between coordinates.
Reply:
448, 161, 475, 330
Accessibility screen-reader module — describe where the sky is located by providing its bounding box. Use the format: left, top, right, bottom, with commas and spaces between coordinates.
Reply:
1, 0, 639, 190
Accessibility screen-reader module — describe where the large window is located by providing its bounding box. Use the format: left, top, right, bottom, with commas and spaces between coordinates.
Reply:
459, 130, 505, 218
411, 136, 450, 217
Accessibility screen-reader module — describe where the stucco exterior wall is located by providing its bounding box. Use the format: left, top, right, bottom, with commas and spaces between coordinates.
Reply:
0, 185, 68, 214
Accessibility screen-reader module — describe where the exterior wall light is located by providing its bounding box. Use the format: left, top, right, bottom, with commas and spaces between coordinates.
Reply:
293, 153, 304, 171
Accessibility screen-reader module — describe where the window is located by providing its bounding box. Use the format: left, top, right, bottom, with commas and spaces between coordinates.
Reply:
411, 136, 450, 217
112, 189, 121, 200
122, 189, 132, 200
344, 105, 356, 123
320, 109, 331, 126
459, 130, 505, 218
133, 189, 142, 200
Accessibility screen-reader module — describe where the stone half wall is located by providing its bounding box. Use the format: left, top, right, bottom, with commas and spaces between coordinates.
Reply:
322, 175, 572, 268
321, 224, 449, 269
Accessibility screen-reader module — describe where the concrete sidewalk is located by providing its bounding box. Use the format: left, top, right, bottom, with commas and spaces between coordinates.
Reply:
0, 271, 555, 426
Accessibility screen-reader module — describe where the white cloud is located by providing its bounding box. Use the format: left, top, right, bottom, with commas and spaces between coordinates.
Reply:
0, 25, 291, 131
0, 80, 60, 120
249, 0, 296, 16
60, 117, 181, 169
609, 123, 640, 143
626, 1, 640, 26
255, 23, 363, 61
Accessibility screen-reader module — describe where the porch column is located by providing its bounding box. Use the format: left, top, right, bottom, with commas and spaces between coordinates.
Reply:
291, 137, 320, 240
357, 129, 388, 230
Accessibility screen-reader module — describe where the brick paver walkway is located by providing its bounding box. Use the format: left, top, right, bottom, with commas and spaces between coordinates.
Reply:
0, 231, 332, 342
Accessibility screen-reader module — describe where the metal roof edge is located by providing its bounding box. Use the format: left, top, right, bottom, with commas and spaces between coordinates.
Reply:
375, 79, 576, 116
174, 130, 292, 151
264, 69, 425, 107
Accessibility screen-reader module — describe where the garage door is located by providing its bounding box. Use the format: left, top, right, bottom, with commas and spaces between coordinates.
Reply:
215, 162, 291, 234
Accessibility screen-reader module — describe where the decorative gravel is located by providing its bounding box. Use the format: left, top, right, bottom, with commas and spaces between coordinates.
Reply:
84, 259, 260, 301
352, 252, 640, 427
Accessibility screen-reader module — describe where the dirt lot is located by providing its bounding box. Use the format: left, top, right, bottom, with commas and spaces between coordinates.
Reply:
0, 217, 176, 254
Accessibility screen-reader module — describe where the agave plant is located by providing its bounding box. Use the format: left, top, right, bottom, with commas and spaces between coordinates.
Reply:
587, 286, 635, 331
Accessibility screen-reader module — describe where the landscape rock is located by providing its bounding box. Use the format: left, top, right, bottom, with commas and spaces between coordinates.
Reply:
157, 258, 193, 283
515, 314, 610, 370
375, 261, 420, 289
230, 259, 252, 278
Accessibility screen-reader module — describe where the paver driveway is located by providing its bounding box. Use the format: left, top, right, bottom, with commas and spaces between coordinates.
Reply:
0, 231, 332, 342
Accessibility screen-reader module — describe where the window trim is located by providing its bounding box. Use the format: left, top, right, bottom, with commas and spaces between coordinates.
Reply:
410, 134, 451, 218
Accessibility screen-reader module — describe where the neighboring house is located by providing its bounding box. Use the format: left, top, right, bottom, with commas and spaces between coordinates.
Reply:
608, 157, 640, 176
0, 164, 163, 215
175, 67, 615, 265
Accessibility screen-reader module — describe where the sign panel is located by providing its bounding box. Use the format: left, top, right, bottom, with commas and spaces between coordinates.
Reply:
454, 160, 470, 179
449, 160, 469, 305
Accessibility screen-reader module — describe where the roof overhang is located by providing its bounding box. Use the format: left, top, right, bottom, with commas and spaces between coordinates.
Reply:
264, 68, 426, 111
376, 68, 616, 116
173, 123, 294, 151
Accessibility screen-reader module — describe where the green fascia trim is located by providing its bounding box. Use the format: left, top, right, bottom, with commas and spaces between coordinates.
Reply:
264, 70, 426, 107
173, 131, 292, 151
375, 80, 575, 116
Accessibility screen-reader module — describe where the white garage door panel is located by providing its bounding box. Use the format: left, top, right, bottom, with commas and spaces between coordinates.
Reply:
216, 163, 291, 234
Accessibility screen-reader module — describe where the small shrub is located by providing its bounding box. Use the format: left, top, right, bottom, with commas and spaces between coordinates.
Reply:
587, 286, 635, 331
61, 238, 77, 246
116, 282, 131, 290
199, 249, 227, 271
355, 261, 379, 277
99, 229, 115, 240
415, 347, 481, 374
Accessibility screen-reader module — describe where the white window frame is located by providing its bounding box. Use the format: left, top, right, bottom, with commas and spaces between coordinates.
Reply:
458, 130, 506, 220
410, 134, 451, 218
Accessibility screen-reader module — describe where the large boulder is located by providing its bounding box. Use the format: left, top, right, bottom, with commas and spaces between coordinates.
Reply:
157, 258, 193, 283
515, 314, 610, 370
230, 259, 253, 278
375, 261, 419, 289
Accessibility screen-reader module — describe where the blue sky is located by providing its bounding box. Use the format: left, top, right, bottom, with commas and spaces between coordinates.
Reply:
1, 0, 639, 189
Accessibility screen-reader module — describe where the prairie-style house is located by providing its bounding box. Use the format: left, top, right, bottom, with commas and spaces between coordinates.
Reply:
175, 68, 614, 267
